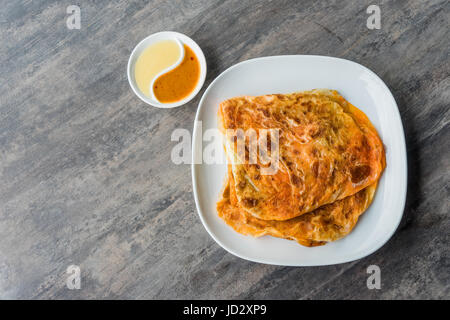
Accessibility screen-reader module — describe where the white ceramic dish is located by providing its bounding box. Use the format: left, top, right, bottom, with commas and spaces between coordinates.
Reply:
127, 31, 207, 108
192, 55, 407, 266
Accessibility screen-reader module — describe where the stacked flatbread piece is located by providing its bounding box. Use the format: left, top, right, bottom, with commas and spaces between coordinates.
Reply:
217, 89, 385, 246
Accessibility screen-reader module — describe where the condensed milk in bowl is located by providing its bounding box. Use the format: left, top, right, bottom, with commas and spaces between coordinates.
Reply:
127, 31, 207, 108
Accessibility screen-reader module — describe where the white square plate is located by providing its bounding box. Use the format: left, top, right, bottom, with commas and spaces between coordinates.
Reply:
191, 55, 407, 266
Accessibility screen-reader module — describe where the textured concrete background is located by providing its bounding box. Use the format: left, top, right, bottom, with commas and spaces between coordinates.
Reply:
0, 0, 448, 299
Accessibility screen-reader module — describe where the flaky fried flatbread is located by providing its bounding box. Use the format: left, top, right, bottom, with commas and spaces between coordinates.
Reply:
217, 166, 377, 246
218, 89, 385, 221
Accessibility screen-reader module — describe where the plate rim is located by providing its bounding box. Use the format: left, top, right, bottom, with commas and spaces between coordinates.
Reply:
191, 54, 407, 266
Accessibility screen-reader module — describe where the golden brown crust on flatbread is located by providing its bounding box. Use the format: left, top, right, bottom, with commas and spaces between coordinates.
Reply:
218, 89, 385, 221
217, 166, 377, 246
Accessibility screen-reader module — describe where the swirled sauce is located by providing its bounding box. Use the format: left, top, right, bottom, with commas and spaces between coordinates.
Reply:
134, 40, 181, 97
153, 44, 200, 103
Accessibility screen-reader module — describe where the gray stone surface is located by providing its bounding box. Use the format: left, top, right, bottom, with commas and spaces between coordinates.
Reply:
0, 0, 448, 299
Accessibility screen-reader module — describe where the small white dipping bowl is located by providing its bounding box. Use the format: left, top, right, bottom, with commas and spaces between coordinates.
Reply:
127, 31, 207, 108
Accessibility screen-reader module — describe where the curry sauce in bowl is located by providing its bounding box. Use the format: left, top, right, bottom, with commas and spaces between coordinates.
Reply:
153, 44, 201, 103
127, 31, 206, 108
